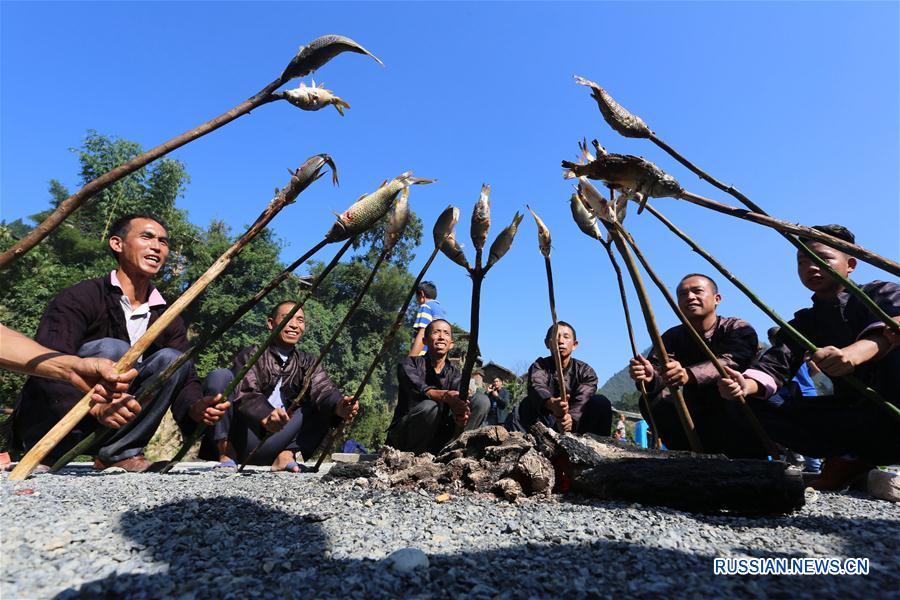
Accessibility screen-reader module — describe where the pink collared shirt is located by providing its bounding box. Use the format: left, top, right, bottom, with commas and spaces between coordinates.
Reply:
109, 270, 167, 349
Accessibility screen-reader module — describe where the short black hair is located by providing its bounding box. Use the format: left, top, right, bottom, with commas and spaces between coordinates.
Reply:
767, 326, 780, 344
107, 213, 168, 259
418, 281, 438, 300
678, 273, 718, 294
424, 318, 452, 340
545, 321, 577, 345
269, 300, 298, 320
799, 224, 856, 247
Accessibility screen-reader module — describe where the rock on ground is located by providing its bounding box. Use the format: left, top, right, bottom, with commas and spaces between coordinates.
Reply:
2, 465, 898, 599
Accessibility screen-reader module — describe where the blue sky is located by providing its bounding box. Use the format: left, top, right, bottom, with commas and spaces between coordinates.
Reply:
2, 1, 898, 384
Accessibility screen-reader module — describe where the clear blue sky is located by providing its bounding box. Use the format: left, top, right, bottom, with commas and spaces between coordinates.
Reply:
2, 2, 898, 385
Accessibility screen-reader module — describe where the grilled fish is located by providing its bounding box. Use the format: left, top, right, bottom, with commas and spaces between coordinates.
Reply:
574, 76, 652, 139
485, 212, 523, 270
280, 34, 384, 82
275, 81, 350, 115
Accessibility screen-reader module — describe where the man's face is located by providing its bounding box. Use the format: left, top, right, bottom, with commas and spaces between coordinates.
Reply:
473, 373, 484, 386
267, 303, 305, 347
109, 218, 169, 277
676, 276, 720, 321
547, 325, 578, 361
492, 377, 503, 389
426, 320, 454, 357
797, 243, 856, 296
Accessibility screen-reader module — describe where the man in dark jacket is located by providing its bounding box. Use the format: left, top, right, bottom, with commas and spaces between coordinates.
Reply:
387, 319, 489, 454
629, 273, 761, 458
718, 225, 899, 489
11, 214, 229, 472
485, 376, 510, 426
202, 301, 359, 472
517, 321, 612, 436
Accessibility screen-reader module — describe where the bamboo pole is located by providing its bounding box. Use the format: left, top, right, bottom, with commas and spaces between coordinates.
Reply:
614, 221, 780, 455
49, 237, 330, 473
239, 191, 412, 469
642, 202, 900, 424
237, 244, 394, 470
604, 226, 704, 453
598, 238, 660, 448
675, 191, 900, 280
8, 164, 316, 480
527, 207, 569, 431
0, 35, 382, 270
311, 239, 449, 471
157, 236, 356, 474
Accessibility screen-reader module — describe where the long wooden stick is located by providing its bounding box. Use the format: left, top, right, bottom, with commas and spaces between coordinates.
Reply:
0, 81, 280, 271
158, 236, 356, 474
0, 34, 383, 270
675, 191, 900, 280
605, 226, 703, 453
615, 221, 779, 455
598, 238, 660, 447
49, 238, 330, 473
311, 243, 447, 470
8, 166, 313, 480
238, 242, 398, 470
643, 202, 900, 424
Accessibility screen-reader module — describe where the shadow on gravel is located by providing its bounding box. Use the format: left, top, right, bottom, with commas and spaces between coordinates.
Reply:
56, 496, 898, 599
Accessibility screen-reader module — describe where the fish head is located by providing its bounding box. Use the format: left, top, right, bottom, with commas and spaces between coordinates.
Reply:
294, 154, 339, 191
281, 34, 384, 81
384, 188, 410, 248
650, 173, 684, 199
526, 205, 552, 258
569, 193, 603, 241
485, 212, 524, 269
470, 183, 492, 251
395, 171, 437, 189
574, 75, 652, 139
433, 206, 460, 247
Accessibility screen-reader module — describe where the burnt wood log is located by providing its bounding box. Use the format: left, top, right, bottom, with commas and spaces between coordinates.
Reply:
530, 423, 805, 514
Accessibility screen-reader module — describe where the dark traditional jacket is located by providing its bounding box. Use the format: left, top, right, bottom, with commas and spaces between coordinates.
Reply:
747, 281, 899, 400
12, 275, 203, 445
230, 344, 342, 424
526, 356, 598, 427
390, 355, 461, 429
644, 316, 758, 401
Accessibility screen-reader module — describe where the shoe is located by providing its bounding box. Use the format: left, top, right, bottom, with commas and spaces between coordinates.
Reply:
809, 457, 872, 491
93, 454, 154, 473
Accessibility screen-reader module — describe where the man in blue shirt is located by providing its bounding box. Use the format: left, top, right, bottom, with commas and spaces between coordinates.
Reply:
408, 281, 448, 357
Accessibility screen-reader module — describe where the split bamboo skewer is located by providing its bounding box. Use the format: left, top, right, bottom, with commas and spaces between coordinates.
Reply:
0, 35, 382, 270
613, 221, 780, 456
8, 162, 319, 480
642, 201, 900, 424
604, 225, 703, 453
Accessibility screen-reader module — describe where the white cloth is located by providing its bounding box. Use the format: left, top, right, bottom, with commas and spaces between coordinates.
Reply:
266, 348, 292, 409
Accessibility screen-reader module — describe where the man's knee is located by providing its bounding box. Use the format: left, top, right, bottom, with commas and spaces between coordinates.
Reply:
203, 368, 234, 397
142, 347, 189, 377
408, 399, 441, 426
78, 338, 130, 361
469, 394, 490, 425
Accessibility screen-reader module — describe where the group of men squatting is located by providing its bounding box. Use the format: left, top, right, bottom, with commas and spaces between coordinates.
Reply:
4, 213, 898, 493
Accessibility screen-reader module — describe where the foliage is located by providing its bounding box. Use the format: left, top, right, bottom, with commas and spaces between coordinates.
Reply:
0, 130, 436, 455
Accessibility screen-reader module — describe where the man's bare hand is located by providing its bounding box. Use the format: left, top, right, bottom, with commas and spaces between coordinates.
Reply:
70, 358, 138, 402
662, 360, 690, 387
559, 413, 573, 432
545, 396, 568, 419
89, 395, 142, 428
811, 345, 856, 377
261, 407, 289, 433
189, 394, 231, 426
717, 366, 749, 400
335, 396, 359, 420
628, 355, 655, 383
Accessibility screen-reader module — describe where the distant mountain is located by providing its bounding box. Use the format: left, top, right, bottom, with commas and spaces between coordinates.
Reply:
598, 346, 651, 413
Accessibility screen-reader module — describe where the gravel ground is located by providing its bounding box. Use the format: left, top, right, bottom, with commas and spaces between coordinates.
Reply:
2, 463, 898, 599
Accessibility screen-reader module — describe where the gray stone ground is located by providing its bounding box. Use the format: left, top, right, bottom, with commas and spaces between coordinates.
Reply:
2, 463, 898, 599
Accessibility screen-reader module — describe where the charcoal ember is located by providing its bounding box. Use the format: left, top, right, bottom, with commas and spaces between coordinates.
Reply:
483, 434, 533, 462
440, 426, 510, 459
511, 448, 555, 496
442, 457, 480, 483
435, 449, 465, 463
465, 467, 496, 493
495, 477, 524, 502
324, 461, 378, 480
379, 447, 417, 471
388, 462, 444, 487
530, 422, 605, 467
